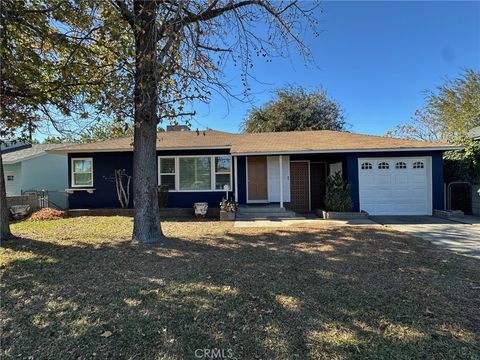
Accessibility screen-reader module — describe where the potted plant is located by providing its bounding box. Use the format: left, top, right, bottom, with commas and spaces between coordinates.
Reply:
219, 198, 237, 221
319, 172, 368, 219
157, 185, 169, 208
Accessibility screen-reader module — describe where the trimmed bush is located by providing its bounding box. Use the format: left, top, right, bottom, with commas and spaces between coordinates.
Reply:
324, 172, 353, 212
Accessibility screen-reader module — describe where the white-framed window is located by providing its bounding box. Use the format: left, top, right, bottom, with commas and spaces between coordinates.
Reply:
413, 161, 424, 169
179, 156, 212, 191
214, 156, 231, 190
71, 158, 93, 187
395, 161, 407, 169
378, 162, 390, 169
157, 155, 232, 192
6, 174, 14, 181
361, 162, 372, 170
158, 157, 176, 190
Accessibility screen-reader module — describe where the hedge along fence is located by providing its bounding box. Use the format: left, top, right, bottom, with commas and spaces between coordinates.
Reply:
443, 158, 480, 185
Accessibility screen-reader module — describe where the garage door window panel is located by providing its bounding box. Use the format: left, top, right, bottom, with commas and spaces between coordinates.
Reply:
378, 162, 390, 169
413, 161, 424, 169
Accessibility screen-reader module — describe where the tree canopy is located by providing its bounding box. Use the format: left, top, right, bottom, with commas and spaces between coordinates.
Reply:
0, 0, 129, 140
387, 69, 480, 184
241, 86, 346, 133
387, 69, 480, 142
1, 1, 320, 242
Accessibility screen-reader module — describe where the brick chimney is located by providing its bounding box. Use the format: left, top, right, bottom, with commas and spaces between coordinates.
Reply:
166, 125, 190, 132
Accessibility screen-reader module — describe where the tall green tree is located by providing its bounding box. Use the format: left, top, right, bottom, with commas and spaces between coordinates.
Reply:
387, 69, 480, 183
428, 69, 480, 138
387, 69, 480, 142
241, 86, 346, 133
0, 0, 127, 240
1, 0, 320, 243
109, 1, 319, 244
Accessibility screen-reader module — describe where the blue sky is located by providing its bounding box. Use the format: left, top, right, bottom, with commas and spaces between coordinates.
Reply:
188, 1, 480, 135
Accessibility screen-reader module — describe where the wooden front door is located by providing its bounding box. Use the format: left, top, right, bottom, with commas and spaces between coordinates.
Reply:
247, 156, 268, 201
290, 161, 310, 212
310, 162, 327, 211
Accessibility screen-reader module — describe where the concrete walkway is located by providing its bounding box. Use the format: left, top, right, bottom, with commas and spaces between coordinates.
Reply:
233, 218, 379, 228
371, 216, 480, 259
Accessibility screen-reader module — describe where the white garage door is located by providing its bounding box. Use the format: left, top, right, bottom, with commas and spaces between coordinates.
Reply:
358, 157, 432, 215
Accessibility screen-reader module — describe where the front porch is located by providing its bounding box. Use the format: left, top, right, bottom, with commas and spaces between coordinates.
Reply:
236, 204, 300, 220
234, 154, 345, 214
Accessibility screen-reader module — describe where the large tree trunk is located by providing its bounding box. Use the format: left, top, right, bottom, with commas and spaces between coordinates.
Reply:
0, 152, 12, 241
131, 0, 165, 244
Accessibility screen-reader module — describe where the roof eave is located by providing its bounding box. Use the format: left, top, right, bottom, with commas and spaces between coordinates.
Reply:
3, 152, 51, 164
231, 146, 464, 156
48, 145, 232, 154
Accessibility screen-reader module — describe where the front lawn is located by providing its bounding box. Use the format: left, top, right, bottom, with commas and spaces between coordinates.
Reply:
1, 217, 479, 359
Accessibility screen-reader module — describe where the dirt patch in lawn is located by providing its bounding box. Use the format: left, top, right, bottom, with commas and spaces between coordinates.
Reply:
1, 217, 479, 359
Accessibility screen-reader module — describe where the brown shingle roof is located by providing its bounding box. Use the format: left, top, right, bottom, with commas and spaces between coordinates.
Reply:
51, 130, 237, 153
50, 130, 460, 154
230, 130, 460, 154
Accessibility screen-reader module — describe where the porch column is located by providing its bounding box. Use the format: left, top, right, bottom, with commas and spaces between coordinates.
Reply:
279, 155, 284, 208
234, 156, 238, 202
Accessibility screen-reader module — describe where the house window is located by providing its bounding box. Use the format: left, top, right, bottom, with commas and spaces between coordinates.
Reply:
159, 157, 176, 190
413, 161, 424, 169
361, 162, 372, 170
71, 158, 93, 187
214, 156, 231, 190
179, 157, 212, 190
378, 162, 390, 169
6, 175, 14, 181
395, 161, 407, 169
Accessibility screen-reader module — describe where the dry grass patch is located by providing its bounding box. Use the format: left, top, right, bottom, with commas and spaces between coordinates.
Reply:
1, 217, 479, 359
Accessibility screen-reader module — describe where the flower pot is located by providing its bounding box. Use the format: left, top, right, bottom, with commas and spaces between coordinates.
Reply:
319, 209, 369, 220
194, 202, 208, 218
220, 210, 236, 221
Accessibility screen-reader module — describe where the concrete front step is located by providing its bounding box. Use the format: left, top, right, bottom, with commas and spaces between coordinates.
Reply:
235, 216, 307, 221
237, 206, 289, 214
236, 211, 298, 219
235, 216, 308, 221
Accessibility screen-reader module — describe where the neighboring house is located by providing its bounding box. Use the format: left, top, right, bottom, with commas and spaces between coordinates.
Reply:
51, 129, 461, 216
0, 141, 31, 152
3, 144, 69, 208
468, 126, 480, 141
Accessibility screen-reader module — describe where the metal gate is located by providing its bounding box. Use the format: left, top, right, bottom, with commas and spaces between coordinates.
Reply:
447, 182, 472, 214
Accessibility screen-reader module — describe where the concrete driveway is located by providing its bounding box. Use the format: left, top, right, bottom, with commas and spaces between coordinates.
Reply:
371, 216, 480, 259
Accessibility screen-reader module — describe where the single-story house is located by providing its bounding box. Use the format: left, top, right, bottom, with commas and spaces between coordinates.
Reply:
3, 144, 69, 208
50, 129, 461, 215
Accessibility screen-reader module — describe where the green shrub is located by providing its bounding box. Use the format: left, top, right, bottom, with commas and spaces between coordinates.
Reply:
324, 172, 353, 212
444, 139, 480, 184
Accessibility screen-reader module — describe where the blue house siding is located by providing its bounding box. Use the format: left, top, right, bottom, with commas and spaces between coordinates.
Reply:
68, 149, 445, 212
236, 156, 247, 204
238, 151, 444, 212
344, 151, 444, 212
68, 149, 232, 209
68, 152, 134, 209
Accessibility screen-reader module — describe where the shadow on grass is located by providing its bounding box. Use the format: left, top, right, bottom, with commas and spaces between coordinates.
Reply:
1, 225, 480, 359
